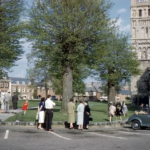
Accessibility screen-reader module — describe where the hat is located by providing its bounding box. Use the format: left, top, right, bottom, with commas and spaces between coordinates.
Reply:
109, 101, 112, 104
85, 101, 88, 104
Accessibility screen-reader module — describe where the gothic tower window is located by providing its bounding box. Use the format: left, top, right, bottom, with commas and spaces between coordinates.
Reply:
146, 27, 148, 34
132, 28, 136, 38
138, 48, 142, 59
142, 48, 147, 59
141, 27, 145, 38
139, 10, 142, 17
147, 47, 150, 59
148, 9, 150, 16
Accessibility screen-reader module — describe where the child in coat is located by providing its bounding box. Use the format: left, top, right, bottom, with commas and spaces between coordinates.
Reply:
22, 100, 28, 115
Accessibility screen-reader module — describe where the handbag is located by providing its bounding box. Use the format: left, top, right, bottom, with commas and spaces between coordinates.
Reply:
89, 117, 93, 121
36, 107, 39, 120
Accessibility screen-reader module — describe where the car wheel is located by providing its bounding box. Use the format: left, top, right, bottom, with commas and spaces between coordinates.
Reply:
131, 120, 141, 130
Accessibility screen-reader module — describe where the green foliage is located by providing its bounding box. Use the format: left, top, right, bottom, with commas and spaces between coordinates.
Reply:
0, 0, 24, 73
25, 0, 114, 111
92, 28, 140, 89
15, 86, 21, 96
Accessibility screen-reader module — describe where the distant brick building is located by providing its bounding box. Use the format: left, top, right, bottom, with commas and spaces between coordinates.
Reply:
10, 77, 34, 99
0, 72, 34, 99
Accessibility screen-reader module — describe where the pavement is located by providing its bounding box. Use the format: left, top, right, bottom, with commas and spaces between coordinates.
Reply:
0, 125, 150, 150
0, 108, 23, 121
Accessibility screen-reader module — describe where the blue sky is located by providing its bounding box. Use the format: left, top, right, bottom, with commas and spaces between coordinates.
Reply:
9, 0, 131, 82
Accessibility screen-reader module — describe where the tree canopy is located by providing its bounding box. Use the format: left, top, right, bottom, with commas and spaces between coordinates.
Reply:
0, 0, 24, 75
26, 0, 114, 112
91, 28, 140, 103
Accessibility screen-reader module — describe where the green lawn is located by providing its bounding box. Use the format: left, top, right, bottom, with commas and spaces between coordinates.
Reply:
6, 100, 138, 122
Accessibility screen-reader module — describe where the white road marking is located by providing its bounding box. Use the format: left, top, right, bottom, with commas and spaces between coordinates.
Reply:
90, 132, 127, 140
4, 130, 9, 139
49, 132, 71, 141
118, 131, 150, 136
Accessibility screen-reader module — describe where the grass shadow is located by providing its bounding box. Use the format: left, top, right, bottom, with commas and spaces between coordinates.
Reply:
53, 109, 60, 112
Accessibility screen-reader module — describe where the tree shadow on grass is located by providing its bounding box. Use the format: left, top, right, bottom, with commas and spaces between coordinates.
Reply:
53, 109, 60, 112
91, 110, 107, 113
104, 119, 109, 121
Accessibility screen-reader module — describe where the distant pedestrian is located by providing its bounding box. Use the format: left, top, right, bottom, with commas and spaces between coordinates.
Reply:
22, 99, 28, 115
4, 91, 11, 113
45, 95, 55, 132
122, 102, 128, 117
12, 93, 19, 113
83, 101, 90, 129
38, 97, 45, 129
76, 100, 84, 130
139, 103, 144, 111
116, 106, 122, 121
67, 98, 75, 129
145, 104, 149, 113
109, 102, 116, 122
0, 92, 5, 113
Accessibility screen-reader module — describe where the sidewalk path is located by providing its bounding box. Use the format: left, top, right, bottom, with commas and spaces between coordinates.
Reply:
0, 109, 22, 121
0, 107, 39, 122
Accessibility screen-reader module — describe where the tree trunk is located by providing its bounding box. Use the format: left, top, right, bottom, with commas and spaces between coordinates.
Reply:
107, 81, 116, 104
61, 66, 73, 113
107, 80, 116, 114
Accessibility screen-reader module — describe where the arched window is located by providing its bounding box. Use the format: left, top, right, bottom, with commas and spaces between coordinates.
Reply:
148, 9, 150, 16
147, 47, 150, 59
132, 28, 136, 38
138, 48, 141, 59
141, 27, 145, 38
146, 27, 148, 34
139, 10, 142, 17
142, 48, 147, 59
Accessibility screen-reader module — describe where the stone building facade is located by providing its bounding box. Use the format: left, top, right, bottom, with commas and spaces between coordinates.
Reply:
131, 0, 150, 105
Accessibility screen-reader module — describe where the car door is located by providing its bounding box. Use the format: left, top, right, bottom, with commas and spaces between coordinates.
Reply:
146, 113, 150, 126
138, 114, 148, 126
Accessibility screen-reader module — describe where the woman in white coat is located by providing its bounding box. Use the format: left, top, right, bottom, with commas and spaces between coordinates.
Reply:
77, 100, 84, 130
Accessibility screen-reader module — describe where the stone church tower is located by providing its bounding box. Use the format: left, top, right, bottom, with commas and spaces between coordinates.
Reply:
131, 0, 150, 105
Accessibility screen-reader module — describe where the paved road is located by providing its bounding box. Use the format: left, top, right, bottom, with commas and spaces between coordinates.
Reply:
0, 125, 150, 150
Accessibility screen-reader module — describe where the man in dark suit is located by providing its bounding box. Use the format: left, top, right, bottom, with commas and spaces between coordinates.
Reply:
12, 93, 19, 113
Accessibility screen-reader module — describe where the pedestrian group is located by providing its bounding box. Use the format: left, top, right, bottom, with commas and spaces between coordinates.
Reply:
67, 98, 91, 130
0, 91, 19, 113
109, 101, 128, 122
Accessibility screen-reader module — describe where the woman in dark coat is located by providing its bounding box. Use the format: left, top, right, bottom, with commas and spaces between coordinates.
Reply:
12, 93, 18, 113
84, 101, 90, 129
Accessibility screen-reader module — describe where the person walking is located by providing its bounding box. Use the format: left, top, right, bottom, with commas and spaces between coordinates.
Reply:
116, 106, 122, 121
83, 101, 90, 129
22, 99, 28, 115
122, 102, 128, 117
45, 95, 55, 132
109, 102, 116, 122
76, 100, 84, 130
38, 97, 45, 129
3, 91, 11, 113
12, 93, 19, 113
67, 98, 75, 129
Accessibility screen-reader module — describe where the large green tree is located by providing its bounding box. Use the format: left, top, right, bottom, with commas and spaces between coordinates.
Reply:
0, 0, 24, 75
92, 29, 140, 104
26, 0, 113, 112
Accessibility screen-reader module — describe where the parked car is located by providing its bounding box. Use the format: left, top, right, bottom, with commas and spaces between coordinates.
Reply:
100, 96, 107, 101
126, 113, 150, 130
